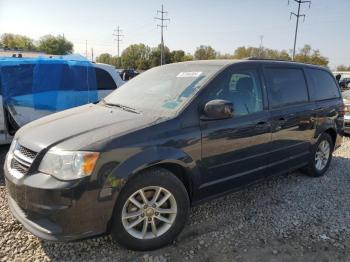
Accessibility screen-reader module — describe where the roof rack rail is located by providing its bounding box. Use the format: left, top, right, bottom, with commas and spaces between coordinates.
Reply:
245, 57, 292, 62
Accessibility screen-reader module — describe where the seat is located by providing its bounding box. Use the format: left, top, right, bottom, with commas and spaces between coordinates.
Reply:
231, 77, 255, 115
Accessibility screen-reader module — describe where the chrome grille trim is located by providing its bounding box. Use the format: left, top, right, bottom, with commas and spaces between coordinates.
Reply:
8, 144, 38, 178
13, 145, 37, 165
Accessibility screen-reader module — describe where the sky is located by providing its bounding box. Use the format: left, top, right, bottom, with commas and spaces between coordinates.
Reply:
0, 0, 349, 69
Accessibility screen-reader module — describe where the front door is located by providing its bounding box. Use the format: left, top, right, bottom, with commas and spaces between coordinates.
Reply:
199, 65, 272, 198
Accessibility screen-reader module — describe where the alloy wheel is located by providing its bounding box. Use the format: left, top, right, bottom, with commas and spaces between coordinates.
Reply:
315, 140, 331, 171
121, 186, 177, 240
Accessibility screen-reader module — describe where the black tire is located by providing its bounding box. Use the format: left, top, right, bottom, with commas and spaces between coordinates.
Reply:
111, 167, 190, 251
301, 132, 334, 177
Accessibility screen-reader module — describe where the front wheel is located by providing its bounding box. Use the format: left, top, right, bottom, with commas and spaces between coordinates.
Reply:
111, 168, 190, 251
301, 133, 334, 177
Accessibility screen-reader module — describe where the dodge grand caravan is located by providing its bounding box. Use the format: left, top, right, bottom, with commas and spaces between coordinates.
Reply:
5, 59, 344, 251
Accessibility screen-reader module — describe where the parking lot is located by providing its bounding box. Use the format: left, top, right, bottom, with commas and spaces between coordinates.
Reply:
0, 136, 348, 261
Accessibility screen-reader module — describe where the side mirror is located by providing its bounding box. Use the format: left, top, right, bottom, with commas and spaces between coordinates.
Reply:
336, 74, 341, 82
202, 99, 234, 120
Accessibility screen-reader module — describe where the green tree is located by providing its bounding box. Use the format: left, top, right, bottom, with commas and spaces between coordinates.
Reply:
149, 45, 172, 67
0, 33, 36, 51
216, 53, 233, 59
232, 46, 252, 59
170, 50, 186, 63
96, 53, 113, 64
182, 54, 194, 61
121, 43, 151, 70
232, 46, 291, 60
194, 45, 217, 60
294, 45, 328, 67
37, 35, 73, 55
336, 65, 350, 71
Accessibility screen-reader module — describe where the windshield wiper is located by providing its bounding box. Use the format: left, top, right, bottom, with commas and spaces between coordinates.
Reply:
101, 99, 140, 114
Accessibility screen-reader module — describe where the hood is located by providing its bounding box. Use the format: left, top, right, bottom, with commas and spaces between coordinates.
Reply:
16, 103, 159, 152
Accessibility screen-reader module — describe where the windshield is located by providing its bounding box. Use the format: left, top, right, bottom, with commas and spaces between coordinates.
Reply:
103, 63, 221, 116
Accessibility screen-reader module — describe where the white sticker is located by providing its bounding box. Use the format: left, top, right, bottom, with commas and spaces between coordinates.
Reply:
177, 72, 202, 78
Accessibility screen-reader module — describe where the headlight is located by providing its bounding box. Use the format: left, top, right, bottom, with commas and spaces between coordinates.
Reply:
9, 139, 17, 153
38, 150, 100, 180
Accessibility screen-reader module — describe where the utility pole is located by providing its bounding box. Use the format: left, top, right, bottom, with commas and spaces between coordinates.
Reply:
85, 40, 88, 58
259, 35, 264, 57
91, 48, 94, 62
113, 26, 123, 57
289, 0, 311, 60
155, 5, 170, 65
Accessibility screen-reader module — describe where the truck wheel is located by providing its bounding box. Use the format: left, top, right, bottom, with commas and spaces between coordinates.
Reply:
111, 167, 190, 251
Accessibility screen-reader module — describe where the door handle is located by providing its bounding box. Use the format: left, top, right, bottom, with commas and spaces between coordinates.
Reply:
255, 121, 269, 129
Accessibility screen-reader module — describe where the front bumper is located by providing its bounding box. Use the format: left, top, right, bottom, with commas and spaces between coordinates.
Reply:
5, 166, 115, 241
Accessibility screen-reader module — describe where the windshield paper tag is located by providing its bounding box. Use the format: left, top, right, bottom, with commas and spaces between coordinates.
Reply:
177, 72, 202, 78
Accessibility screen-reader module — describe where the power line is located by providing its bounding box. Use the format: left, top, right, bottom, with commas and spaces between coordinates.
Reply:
289, 0, 311, 60
154, 4, 170, 66
113, 26, 123, 57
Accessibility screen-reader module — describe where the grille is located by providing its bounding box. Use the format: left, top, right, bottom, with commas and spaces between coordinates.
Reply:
10, 144, 38, 177
11, 158, 29, 176
18, 145, 37, 160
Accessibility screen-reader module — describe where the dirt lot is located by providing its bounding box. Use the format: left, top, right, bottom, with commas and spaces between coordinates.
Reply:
0, 137, 350, 262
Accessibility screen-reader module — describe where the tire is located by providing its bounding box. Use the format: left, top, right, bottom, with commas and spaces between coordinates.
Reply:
301, 132, 334, 177
111, 167, 190, 251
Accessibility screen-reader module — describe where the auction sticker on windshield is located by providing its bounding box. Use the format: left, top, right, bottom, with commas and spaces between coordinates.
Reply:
177, 72, 202, 78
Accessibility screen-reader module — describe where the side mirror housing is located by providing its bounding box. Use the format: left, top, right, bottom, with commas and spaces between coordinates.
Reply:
335, 74, 341, 82
202, 99, 234, 120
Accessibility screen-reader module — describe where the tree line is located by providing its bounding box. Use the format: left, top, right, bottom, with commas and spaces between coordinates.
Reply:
1, 33, 349, 71
97, 44, 331, 70
0, 33, 73, 55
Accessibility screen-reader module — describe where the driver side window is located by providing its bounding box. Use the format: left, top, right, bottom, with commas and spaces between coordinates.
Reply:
207, 69, 263, 117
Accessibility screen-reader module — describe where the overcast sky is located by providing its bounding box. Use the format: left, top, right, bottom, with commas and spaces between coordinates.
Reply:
0, 0, 349, 68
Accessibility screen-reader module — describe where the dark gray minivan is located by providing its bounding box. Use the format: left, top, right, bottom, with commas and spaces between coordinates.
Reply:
5, 59, 344, 250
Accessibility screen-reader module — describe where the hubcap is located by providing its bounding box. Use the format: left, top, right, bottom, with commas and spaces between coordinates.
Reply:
315, 140, 330, 171
121, 186, 177, 240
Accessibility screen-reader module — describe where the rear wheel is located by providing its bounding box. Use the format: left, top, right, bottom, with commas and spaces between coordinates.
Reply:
302, 133, 334, 177
111, 167, 190, 251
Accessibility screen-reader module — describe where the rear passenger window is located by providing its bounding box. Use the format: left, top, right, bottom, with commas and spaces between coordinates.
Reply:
265, 68, 308, 108
95, 68, 117, 90
306, 68, 340, 101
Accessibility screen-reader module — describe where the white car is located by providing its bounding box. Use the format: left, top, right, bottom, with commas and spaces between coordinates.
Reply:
0, 60, 124, 144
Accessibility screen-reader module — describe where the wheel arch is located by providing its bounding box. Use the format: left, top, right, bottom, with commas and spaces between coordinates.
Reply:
109, 147, 200, 202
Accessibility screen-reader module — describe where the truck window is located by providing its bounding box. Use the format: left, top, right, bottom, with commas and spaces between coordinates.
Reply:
265, 67, 308, 108
306, 68, 340, 101
95, 68, 117, 90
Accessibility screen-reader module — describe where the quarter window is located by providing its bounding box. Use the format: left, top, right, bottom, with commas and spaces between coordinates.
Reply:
265, 68, 308, 108
306, 68, 340, 101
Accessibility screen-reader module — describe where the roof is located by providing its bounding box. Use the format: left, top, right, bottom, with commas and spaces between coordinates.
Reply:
174, 58, 328, 71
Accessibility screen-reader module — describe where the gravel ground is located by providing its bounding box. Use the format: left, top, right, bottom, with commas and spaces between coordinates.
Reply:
0, 137, 350, 261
